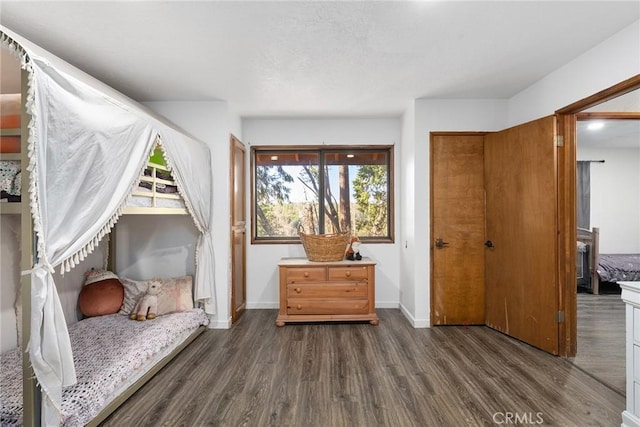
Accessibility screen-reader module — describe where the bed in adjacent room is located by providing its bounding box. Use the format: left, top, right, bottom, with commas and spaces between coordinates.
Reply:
577, 226, 640, 294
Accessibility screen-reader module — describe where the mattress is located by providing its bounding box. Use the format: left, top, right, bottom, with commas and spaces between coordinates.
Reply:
1, 309, 208, 426
0, 94, 21, 130
598, 254, 640, 283
0, 160, 21, 202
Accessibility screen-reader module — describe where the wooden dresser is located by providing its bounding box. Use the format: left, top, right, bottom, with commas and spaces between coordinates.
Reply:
276, 257, 379, 326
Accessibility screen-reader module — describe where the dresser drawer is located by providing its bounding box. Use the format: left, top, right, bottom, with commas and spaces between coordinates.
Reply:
287, 282, 368, 299
328, 266, 369, 282
287, 298, 369, 315
286, 267, 326, 283
277, 258, 378, 326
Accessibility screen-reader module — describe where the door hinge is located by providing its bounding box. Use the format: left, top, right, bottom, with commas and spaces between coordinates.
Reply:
555, 311, 565, 323
555, 135, 564, 147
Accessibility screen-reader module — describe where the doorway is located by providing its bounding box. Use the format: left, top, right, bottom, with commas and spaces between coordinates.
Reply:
571, 98, 640, 394
555, 75, 640, 360
230, 135, 247, 323
430, 75, 640, 358
431, 117, 559, 355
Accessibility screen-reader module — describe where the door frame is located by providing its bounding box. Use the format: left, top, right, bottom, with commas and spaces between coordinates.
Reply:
556, 74, 640, 356
230, 134, 247, 323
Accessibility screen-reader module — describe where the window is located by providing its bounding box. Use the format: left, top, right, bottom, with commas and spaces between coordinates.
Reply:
251, 146, 393, 243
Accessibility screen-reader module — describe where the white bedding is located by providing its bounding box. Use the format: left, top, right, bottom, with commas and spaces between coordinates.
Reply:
0, 309, 208, 426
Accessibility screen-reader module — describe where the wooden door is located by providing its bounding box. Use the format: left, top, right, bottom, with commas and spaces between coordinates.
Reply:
484, 116, 558, 354
431, 133, 486, 325
230, 135, 246, 323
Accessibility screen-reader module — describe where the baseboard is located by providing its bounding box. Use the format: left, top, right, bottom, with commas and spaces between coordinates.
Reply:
623, 410, 640, 427
399, 303, 430, 328
207, 318, 231, 329
246, 302, 279, 309
376, 301, 400, 309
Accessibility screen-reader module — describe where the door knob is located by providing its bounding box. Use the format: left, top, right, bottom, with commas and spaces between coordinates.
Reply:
484, 240, 494, 248
435, 238, 449, 249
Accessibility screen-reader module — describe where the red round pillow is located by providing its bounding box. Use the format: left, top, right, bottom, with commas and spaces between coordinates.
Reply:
78, 278, 124, 317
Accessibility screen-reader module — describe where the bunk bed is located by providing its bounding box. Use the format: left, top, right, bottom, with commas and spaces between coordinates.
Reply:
577, 226, 640, 294
0, 93, 22, 212
0, 26, 217, 426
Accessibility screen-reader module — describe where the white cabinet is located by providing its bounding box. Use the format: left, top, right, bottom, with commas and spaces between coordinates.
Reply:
620, 282, 640, 427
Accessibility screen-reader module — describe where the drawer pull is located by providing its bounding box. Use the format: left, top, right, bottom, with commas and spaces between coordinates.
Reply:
303, 272, 309, 277
296, 304, 302, 310
295, 287, 301, 293
346, 271, 351, 277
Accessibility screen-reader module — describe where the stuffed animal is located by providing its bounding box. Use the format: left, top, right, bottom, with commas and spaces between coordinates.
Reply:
345, 236, 362, 260
130, 281, 161, 321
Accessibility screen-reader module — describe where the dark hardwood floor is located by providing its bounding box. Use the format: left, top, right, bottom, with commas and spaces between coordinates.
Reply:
101, 309, 624, 427
571, 292, 625, 395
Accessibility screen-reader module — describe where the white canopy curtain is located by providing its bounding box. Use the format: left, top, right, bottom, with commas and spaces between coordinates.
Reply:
157, 130, 216, 313
1, 26, 215, 424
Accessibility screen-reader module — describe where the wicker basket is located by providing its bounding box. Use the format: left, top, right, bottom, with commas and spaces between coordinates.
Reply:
299, 231, 350, 262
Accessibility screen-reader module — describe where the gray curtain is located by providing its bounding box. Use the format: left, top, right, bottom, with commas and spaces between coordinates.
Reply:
577, 161, 591, 229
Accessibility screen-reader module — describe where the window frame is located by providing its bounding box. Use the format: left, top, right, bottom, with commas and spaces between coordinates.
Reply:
250, 145, 394, 244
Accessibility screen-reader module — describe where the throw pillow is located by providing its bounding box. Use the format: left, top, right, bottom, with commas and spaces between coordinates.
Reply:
156, 276, 194, 314
119, 275, 194, 317
78, 269, 124, 317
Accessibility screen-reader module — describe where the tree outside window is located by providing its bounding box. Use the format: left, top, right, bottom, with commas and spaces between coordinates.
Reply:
252, 147, 393, 243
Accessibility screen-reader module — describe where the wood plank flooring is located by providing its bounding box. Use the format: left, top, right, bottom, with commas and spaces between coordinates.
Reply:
101, 309, 624, 427
571, 292, 625, 395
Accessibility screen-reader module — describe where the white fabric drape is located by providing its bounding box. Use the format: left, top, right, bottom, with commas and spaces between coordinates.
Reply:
28, 50, 158, 420
1, 26, 216, 423
158, 131, 216, 312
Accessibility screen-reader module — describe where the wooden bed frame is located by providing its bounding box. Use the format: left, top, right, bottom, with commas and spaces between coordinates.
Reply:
1, 57, 203, 427
123, 154, 189, 216
577, 226, 601, 294
86, 325, 206, 427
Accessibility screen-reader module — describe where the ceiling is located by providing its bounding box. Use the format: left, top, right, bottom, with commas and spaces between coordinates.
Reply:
0, 1, 639, 118
577, 119, 640, 149
577, 89, 640, 149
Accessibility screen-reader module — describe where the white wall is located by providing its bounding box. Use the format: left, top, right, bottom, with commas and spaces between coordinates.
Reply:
578, 147, 640, 253
399, 102, 416, 321
135, 19, 639, 331
114, 215, 199, 279
508, 19, 640, 126
242, 117, 401, 310
399, 20, 639, 327
144, 100, 241, 328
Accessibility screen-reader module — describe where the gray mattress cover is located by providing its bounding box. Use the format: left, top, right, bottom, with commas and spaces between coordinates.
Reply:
597, 254, 640, 282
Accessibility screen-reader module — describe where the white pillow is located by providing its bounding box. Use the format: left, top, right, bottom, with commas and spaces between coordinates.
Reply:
119, 276, 193, 316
